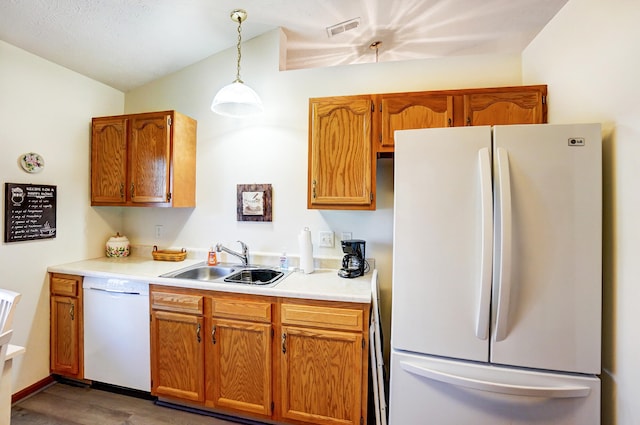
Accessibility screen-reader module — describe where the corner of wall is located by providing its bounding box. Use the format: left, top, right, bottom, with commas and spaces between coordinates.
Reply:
278, 28, 288, 72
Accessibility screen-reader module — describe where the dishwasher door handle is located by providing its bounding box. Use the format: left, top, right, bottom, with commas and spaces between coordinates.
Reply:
87, 287, 142, 295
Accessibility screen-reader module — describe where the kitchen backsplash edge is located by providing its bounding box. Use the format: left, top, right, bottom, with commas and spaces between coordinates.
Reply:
130, 244, 375, 272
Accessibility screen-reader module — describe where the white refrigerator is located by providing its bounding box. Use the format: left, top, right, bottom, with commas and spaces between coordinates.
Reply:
389, 124, 602, 424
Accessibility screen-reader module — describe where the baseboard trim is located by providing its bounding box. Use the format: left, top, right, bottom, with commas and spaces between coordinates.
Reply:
11, 375, 55, 404
155, 399, 269, 425
90, 381, 154, 401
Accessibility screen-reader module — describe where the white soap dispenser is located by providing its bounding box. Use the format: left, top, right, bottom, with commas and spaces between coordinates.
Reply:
279, 252, 289, 271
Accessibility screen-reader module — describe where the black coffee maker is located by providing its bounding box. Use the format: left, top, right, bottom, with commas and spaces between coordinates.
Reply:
338, 239, 366, 278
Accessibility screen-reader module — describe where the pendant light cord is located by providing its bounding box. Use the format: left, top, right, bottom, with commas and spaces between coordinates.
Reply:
235, 15, 243, 83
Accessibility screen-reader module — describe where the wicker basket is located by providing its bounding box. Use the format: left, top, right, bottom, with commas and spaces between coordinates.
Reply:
152, 246, 187, 262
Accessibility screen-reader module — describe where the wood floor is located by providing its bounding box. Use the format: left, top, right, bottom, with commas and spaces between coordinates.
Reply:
10, 382, 249, 425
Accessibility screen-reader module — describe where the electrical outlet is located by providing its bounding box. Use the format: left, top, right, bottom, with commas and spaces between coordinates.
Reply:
341, 232, 353, 241
155, 225, 163, 239
319, 231, 334, 248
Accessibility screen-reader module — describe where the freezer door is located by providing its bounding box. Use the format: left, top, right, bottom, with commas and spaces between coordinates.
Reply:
491, 124, 602, 374
388, 350, 600, 425
392, 126, 493, 362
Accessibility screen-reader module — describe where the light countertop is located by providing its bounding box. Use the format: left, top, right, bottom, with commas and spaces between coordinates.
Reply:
47, 256, 373, 304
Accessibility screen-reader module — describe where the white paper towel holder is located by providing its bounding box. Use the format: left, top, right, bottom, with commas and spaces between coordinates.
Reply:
298, 227, 314, 274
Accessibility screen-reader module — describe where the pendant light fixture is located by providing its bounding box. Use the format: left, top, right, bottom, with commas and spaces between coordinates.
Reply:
370, 41, 382, 63
211, 9, 263, 117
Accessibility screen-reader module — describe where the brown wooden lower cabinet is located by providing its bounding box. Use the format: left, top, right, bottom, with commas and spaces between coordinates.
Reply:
150, 289, 205, 402
279, 300, 369, 425
149, 285, 370, 425
280, 326, 364, 425
206, 295, 274, 418
151, 310, 205, 402
50, 273, 84, 379
207, 318, 272, 416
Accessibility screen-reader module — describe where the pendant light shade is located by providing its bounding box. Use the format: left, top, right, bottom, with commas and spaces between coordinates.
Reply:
211, 9, 263, 118
211, 81, 263, 117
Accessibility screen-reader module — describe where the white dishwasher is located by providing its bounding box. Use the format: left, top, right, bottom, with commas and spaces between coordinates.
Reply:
83, 277, 150, 392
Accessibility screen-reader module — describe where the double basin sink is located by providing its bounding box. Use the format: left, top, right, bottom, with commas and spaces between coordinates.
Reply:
161, 262, 288, 287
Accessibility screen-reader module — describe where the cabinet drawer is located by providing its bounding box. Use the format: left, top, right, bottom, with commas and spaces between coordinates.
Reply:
281, 303, 364, 332
212, 298, 272, 323
50, 274, 81, 297
151, 291, 203, 315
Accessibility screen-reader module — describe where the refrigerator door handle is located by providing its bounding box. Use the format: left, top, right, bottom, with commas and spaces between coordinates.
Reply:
400, 361, 591, 399
494, 147, 513, 342
476, 147, 493, 340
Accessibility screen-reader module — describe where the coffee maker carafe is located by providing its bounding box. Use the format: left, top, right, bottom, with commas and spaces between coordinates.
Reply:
338, 239, 366, 278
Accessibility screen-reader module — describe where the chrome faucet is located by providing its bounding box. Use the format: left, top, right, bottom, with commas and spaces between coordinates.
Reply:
216, 240, 249, 266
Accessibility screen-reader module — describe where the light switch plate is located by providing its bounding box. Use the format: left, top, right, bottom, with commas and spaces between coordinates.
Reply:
319, 231, 334, 248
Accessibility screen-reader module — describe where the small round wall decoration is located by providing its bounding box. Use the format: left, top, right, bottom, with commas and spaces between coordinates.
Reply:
19, 152, 45, 173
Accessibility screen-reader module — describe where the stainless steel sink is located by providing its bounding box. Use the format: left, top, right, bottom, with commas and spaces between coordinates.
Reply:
161, 262, 287, 287
224, 269, 284, 285
169, 265, 237, 281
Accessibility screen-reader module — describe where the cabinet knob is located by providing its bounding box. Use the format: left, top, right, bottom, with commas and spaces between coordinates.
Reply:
466, 117, 472, 126
312, 180, 317, 199
448, 117, 452, 127
211, 325, 217, 345
119, 183, 125, 199
130, 183, 135, 198
282, 332, 287, 354
69, 302, 75, 321
196, 323, 201, 343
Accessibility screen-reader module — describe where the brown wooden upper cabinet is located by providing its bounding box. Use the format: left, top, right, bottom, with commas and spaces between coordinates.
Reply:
463, 85, 547, 127
378, 92, 454, 151
308, 85, 547, 210
91, 110, 197, 207
375, 85, 547, 154
308, 96, 375, 210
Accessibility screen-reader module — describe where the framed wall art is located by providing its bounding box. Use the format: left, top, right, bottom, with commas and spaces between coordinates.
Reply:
237, 184, 272, 222
5, 182, 57, 242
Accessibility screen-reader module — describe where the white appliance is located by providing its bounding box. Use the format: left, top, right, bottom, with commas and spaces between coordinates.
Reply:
83, 277, 150, 392
389, 124, 602, 424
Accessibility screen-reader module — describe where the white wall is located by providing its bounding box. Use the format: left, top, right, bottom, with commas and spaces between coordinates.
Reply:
124, 28, 524, 362
0, 24, 525, 398
522, 1, 640, 423
0, 40, 125, 392
2, 2, 633, 419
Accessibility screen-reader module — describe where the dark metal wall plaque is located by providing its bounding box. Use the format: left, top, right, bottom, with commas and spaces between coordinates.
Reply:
4, 183, 57, 243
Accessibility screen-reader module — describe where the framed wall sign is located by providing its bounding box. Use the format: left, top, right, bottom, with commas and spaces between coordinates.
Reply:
237, 184, 272, 222
4, 182, 57, 242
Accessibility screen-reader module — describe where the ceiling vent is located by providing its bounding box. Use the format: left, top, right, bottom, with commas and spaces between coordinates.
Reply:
326, 17, 361, 37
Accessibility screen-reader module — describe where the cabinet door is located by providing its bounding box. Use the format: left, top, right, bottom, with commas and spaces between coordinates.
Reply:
91, 117, 128, 204
208, 318, 272, 416
129, 113, 171, 204
50, 295, 81, 377
380, 94, 454, 149
151, 310, 204, 402
464, 87, 547, 126
280, 325, 363, 425
308, 97, 373, 209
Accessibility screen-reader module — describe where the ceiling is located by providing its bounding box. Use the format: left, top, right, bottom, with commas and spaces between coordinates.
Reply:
0, 0, 568, 92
